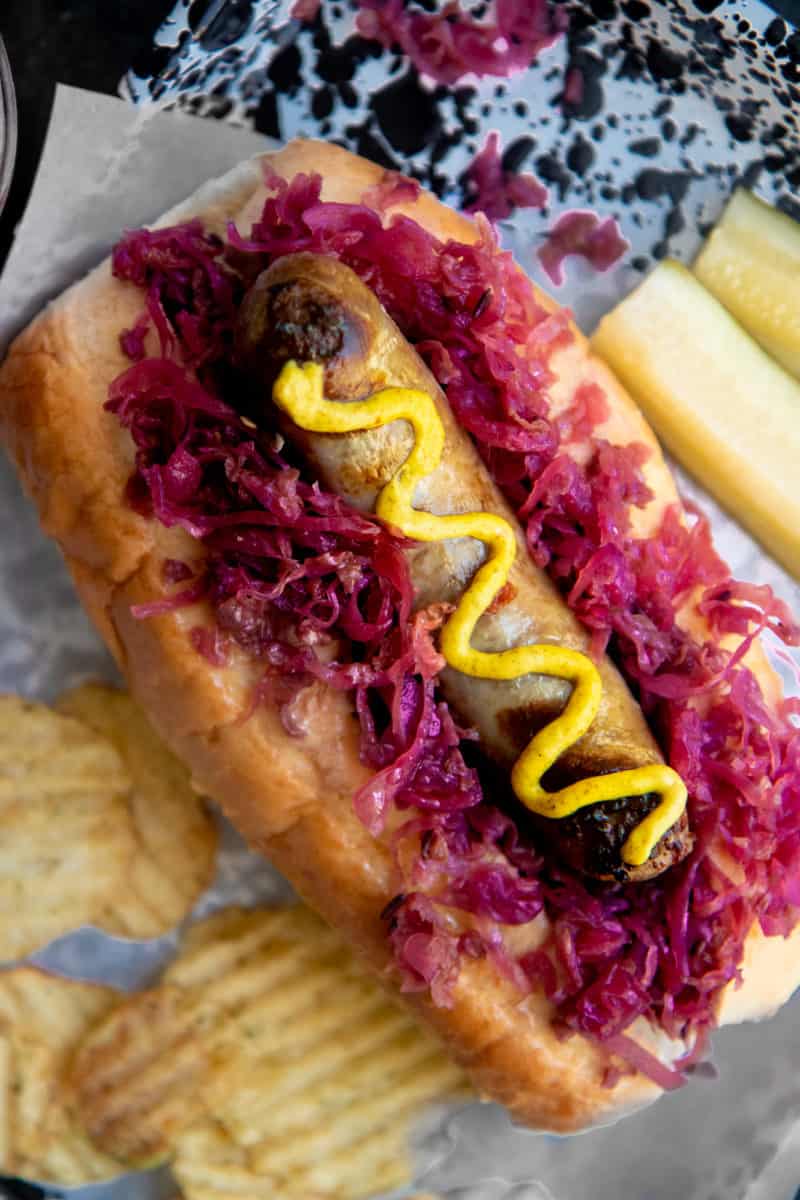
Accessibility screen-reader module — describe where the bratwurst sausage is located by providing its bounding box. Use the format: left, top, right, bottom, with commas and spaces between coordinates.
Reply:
234, 252, 691, 882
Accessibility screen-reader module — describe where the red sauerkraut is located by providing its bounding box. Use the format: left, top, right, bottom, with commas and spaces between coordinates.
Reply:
538, 210, 629, 286
562, 65, 584, 108
108, 167, 800, 1079
291, 0, 321, 19
465, 132, 548, 222
354, 0, 563, 86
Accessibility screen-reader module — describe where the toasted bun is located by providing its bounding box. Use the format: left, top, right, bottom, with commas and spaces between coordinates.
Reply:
1, 140, 798, 1132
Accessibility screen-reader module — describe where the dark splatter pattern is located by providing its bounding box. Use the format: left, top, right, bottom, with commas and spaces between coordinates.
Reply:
122, 0, 799, 328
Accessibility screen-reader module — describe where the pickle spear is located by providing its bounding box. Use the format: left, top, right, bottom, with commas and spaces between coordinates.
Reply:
693, 189, 800, 381
592, 259, 800, 579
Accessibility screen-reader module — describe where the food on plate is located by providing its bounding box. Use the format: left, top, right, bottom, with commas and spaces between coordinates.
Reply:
1, 140, 799, 1132
693, 188, 800, 381
0, 966, 120, 1184
0, 691, 216, 958
0, 694, 138, 957
537, 209, 628, 286
351, 0, 562, 87
463, 131, 548, 220
56, 682, 218, 937
592, 259, 800, 578
71, 905, 468, 1197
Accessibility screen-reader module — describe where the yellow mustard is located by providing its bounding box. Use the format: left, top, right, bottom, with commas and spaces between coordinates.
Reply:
273, 361, 687, 868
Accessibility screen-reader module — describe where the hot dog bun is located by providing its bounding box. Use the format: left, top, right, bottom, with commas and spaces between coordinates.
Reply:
1, 140, 798, 1133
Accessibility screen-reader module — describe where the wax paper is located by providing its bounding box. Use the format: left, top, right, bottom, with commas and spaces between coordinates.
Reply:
1, 72, 799, 1200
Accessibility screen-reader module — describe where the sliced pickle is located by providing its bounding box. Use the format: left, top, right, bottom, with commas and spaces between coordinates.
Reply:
591, 259, 800, 578
693, 188, 800, 380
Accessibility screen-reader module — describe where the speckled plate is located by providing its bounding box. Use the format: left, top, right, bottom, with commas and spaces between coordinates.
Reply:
124, 0, 800, 333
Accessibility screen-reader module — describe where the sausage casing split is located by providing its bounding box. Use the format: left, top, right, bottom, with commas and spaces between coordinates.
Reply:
234, 252, 692, 881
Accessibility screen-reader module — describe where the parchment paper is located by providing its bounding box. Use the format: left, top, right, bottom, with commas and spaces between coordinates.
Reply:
1, 83, 800, 1200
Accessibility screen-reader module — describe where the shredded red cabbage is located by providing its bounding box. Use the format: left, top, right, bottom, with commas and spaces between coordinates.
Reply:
291, 0, 564, 88
354, 0, 563, 86
538, 210, 630, 286
112, 221, 235, 366
563, 65, 584, 108
362, 169, 422, 214
108, 167, 800, 1079
465, 132, 548, 222
291, 0, 321, 20
604, 1034, 686, 1091
107, 356, 420, 696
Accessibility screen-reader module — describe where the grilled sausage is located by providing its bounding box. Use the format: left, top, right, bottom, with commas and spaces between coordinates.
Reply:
233, 252, 692, 881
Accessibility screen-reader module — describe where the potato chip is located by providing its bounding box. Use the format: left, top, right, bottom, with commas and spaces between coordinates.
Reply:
0, 695, 138, 959
0, 689, 217, 958
0, 966, 122, 1185
72, 905, 469, 1197
70, 908, 344, 1166
171, 1120, 289, 1200
68, 983, 211, 1167
171, 1119, 393, 1200
56, 683, 218, 938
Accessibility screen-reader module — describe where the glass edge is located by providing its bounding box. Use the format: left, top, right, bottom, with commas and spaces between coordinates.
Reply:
0, 35, 18, 214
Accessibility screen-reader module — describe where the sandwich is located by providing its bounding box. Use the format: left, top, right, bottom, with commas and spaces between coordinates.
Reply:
2, 139, 798, 1132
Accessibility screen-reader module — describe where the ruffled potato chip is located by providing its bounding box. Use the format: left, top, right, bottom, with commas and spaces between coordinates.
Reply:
0, 689, 217, 959
0, 695, 137, 958
72, 906, 469, 1198
56, 683, 218, 938
171, 1120, 446, 1200
0, 966, 121, 1185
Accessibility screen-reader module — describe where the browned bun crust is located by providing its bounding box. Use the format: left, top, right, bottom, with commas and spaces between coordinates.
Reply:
1, 140, 798, 1132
